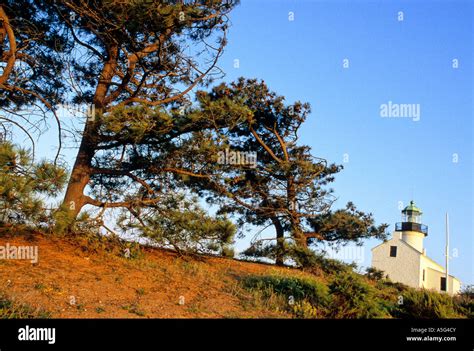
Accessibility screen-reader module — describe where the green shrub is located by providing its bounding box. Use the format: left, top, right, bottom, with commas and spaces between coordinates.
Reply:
292, 300, 321, 318
459, 285, 474, 298
242, 274, 330, 316
328, 273, 389, 318
289, 246, 355, 275
243, 274, 329, 306
376, 279, 409, 293
455, 299, 474, 318
394, 289, 461, 319
365, 267, 385, 281
455, 285, 474, 318
68, 227, 144, 260
221, 246, 235, 258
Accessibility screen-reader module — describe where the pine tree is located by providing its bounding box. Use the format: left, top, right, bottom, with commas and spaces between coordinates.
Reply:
174, 78, 388, 265
0, 141, 67, 228
1, 0, 238, 218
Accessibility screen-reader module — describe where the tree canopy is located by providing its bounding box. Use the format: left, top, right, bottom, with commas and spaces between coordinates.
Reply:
0, 1, 388, 266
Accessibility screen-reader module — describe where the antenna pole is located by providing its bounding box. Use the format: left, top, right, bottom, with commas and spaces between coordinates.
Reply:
445, 212, 449, 293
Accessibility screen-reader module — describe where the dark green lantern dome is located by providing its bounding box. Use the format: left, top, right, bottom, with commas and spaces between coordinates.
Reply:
402, 200, 422, 215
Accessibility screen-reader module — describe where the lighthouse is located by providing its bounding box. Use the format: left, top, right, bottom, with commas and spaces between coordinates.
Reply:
397, 200, 428, 252
371, 201, 461, 295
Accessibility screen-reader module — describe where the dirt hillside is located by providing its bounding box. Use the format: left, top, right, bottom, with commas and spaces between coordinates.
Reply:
0, 233, 317, 318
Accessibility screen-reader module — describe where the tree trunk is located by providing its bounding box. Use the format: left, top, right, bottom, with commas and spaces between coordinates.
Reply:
271, 217, 285, 266
62, 135, 94, 217
62, 45, 118, 218
291, 218, 307, 248
287, 176, 306, 248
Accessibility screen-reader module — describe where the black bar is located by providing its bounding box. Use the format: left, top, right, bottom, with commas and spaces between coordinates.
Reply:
0, 319, 472, 350
396, 222, 429, 235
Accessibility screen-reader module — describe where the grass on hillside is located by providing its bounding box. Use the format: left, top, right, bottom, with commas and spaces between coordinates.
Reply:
0, 228, 472, 319
0, 293, 51, 318
237, 271, 473, 319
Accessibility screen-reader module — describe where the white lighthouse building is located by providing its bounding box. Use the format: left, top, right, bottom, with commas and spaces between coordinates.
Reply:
371, 201, 461, 295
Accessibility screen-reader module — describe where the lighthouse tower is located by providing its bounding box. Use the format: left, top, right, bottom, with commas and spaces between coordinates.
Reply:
396, 200, 428, 252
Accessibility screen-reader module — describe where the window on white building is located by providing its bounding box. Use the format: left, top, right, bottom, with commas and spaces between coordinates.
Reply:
390, 246, 397, 257
440, 277, 447, 291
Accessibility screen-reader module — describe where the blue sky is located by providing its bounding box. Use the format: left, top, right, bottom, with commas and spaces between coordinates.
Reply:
17, 0, 472, 285
216, 0, 473, 284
